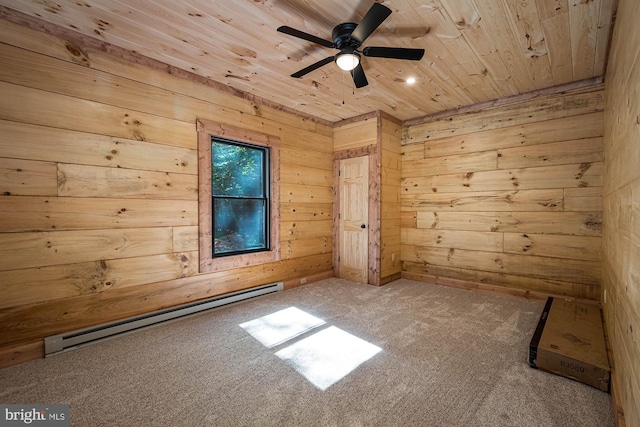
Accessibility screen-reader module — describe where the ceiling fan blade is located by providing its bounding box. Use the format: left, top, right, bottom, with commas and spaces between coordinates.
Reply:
277, 26, 335, 48
350, 63, 368, 88
362, 46, 425, 61
350, 3, 392, 44
291, 56, 335, 78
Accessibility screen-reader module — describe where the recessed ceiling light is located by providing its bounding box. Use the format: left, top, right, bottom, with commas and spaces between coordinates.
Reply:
406, 77, 416, 85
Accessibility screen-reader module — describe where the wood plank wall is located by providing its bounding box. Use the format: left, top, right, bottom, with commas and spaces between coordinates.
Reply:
380, 115, 402, 283
602, 0, 640, 424
401, 85, 605, 301
0, 19, 334, 362
334, 115, 378, 152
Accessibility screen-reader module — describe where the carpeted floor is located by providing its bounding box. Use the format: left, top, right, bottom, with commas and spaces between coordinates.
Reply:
0, 279, 614, 426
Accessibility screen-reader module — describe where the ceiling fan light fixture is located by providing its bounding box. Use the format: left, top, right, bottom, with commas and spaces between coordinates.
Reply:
335, 52, 360, 71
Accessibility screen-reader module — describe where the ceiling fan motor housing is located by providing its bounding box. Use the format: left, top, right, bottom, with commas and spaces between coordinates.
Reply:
332, 23, 360, 51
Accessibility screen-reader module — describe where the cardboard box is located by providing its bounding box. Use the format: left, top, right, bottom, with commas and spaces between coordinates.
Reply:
529, 297, 610, 392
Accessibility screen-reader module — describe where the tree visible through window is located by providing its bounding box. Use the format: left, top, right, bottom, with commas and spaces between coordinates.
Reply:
211, 138, 269, 256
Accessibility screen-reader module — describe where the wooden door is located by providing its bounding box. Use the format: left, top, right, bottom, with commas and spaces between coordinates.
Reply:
338, 156, 369, 283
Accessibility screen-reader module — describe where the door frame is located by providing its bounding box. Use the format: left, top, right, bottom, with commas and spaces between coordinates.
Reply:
333, 145, 381, 286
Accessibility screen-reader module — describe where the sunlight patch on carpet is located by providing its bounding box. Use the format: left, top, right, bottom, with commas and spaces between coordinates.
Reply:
239, 306, 325, 348
275, 326, 382, 390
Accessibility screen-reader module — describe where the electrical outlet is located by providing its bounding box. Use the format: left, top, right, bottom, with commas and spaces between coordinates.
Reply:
300, 277, 307, 284
391, 253, 396, 262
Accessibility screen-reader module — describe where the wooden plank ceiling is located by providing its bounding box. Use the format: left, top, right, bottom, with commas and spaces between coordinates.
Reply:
0, 0, 616, 122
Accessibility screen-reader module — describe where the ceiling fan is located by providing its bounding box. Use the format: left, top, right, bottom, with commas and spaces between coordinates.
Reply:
277, 3, 425, 88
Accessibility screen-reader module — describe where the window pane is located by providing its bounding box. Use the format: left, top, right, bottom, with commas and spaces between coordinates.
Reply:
212, 141, 265, 198
213, 198, 267, 254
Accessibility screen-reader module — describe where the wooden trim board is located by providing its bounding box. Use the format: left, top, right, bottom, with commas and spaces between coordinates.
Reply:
282, 270, 334, 291
0, 340, 43, 369
401, 271, 600, 306
603, 315, 627, 427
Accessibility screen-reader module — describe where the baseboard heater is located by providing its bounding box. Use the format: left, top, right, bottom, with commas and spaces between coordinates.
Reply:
44, 281, 283, 356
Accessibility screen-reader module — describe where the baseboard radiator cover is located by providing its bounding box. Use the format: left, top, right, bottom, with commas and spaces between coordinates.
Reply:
44, 281, 283, 356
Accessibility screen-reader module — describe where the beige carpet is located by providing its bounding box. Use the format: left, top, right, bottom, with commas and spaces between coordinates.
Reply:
0, 278, 613, 426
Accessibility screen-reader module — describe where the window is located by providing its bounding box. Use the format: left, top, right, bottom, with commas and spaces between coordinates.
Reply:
211, 138, 269, 256
197, 119, 280, 272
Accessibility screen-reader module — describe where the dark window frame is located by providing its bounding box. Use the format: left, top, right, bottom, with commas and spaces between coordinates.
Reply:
197, 119, 280, 273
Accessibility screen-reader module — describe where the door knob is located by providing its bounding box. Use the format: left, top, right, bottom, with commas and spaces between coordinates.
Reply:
361, 224, 366, 229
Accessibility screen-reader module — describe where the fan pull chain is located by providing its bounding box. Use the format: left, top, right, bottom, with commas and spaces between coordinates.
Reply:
342, 71, 345, 105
